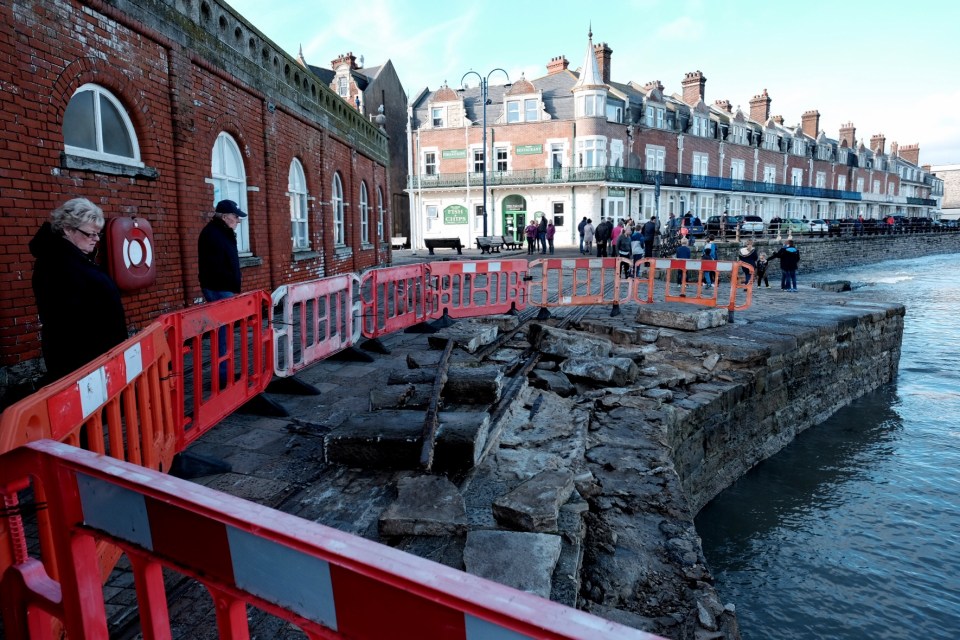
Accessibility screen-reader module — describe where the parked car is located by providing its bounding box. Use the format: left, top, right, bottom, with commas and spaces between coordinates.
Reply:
808, 219, 829, 235
778, 218, 806, 234
667, 216, 705, 238
741, 215, 765, 235
704, 215, 743, 236
945, 219, 959, 229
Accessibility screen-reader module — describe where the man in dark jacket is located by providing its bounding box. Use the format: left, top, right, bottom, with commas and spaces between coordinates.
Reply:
770, 239, 800, 291
199, 199, 246, 386
641, 216, 659, 258
578, 216, 588, 254
594, 218, 613, 257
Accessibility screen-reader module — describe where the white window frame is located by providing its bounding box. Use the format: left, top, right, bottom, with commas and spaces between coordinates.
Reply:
337, 76, 348, 97
792, 139, 805, 155
377, 187, 385, 241
697, 194, 714, 219
423, 150, 437, 176
431, 106, 445, 128
873, 179, 881, 194
730, 159, 746, 180
791, 168, 803, 187
857, 177, 865, 192
524, 98, 538, 122
332, 173, 345, 246
656, 107, 664, 129
506, 100, 521, 123
211, 132, 250, 253
816, 172, 826, 189
288, 158, 309, 251
693, 153, 709, 176
63, 83, 143, 167
495, 146, 510, 172
837, 175, 847, 191
764, 132, 778, 151
605, 103, 623, 123
426, 203, 439, 232
472, 148, 485, 175
728, 196, 743, 216
359, 181, 369, 244
693, 115, 709, 137
577, 136, 606, 168
645, 145, 665, 171
763, 165, 777, 184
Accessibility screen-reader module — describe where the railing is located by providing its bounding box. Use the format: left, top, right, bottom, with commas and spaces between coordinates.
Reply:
906, 197, 937, 206
409, 167, 863, 201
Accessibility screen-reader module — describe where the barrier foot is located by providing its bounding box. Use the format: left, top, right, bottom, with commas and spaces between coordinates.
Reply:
360, 337, 391, 354
610, 303, 621, 317
329, 346, 375, 362
238, 393, 290, 418
728, 309, 735, 323
429, 309, 456, 329
536, 307, 551, 320
405, 322, 439, 334
171, 451, 232, 479
267, 376, 322, 395
507, 302, 520, 316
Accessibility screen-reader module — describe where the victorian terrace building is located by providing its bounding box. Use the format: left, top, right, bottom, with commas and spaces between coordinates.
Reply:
407, 31, 941, 250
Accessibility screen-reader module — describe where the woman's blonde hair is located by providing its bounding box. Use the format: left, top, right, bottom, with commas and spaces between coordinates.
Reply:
50, 198, 104, 233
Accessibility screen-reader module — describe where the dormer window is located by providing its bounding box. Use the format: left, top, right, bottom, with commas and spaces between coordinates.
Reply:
507, 101, 520, 123
525, 98, 538, 121
606, 103, 623, 123
731, 124, 747, 145
792, 139, 805, 155
693, 115, 709, 137
432, 106, 445, 128
763, 132, 778, 151
644, 105, 665, 128
839, 148, 849, 164
506, 98, 540, 123
337, 76, 349, 97
578, 93, 605, 117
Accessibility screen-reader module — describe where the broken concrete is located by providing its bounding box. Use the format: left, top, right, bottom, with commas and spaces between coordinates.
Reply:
492, 469, 576, 532
560, 356, 639, 387
379, 476, 468, 536
463, 530, 563, 598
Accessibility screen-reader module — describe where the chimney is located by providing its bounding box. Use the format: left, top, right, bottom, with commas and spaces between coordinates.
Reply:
890, 141, 899, 157
546, 55, 569, 75
593, 42, 612, 84
714, 99, 732, 113
681, 70, 706, 106
801, 110, 820, 138
749, 89, 771, 123
643, 80, 664, 93
870, 134, 886, 155
331, 52, 359, 70
899, 143, 920, 165
772, 115, 785, 125
839, 122, 856, 148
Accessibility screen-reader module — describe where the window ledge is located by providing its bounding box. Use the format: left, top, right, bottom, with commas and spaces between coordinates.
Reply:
334, 246, 353, 259
61, 153, 159, 179
239, 256, 263, 268
361, 242, 375, 251
292, 250, 320, 262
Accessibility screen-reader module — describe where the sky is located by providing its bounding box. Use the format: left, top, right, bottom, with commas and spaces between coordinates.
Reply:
225, 0, 960, 167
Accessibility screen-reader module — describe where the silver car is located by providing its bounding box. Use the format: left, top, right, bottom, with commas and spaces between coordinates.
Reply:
809, 219, 829, 234
741, 215, 765, 234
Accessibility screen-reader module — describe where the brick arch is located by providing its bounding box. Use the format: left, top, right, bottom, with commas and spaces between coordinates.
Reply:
52, 56, 162, 161
200, 115, 254, 178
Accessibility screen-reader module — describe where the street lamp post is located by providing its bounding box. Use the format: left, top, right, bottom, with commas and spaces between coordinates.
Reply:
461, 68, 510, 237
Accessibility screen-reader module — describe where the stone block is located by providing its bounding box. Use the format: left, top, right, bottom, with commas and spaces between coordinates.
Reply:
532, 325, 613, 359
463, 531, 562, 598
492, 469, 576, 532
560, 357, 638, 387
379, 476, 467, 536
528, 369, 576, 397
635, 304, 728, 331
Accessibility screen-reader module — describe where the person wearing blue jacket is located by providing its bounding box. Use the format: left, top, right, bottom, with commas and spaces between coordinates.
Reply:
771, 239, 800, 291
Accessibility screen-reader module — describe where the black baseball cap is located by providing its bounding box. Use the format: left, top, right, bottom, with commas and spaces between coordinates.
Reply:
215, 199, 247, 217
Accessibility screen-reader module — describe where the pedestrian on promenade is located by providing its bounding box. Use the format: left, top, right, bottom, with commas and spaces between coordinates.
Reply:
702, 234, 717, 289
755, 252, 770, 288
738, 239, 758, 284
578, 216, 588, 254
594, 218, 613, 257
674, 236, 693, 295
546, 219, 556, 254
616, 223, 633, 278
583, 218, 595, 255
630, 225, 645, 277
537, 214, 548, 254
30, 197, 128, 382
524, 219, 538, 254
770, 239, 800, 291
199, 199, 246, 386
611, 219, 624, 247
641, 215, 658, 258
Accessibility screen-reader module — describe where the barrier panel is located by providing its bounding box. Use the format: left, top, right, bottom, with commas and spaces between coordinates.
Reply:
163, 291, 273, 450
359, 264, 431, 339
632, 258, 754, 311
272, 274, 362, 378
526, 257, 633, 309
426, 260, 529, 319
0, 322, 177, 586
0, 440, 661, 640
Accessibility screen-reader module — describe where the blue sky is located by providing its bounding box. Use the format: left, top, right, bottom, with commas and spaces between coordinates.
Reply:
226, 0, 960, 166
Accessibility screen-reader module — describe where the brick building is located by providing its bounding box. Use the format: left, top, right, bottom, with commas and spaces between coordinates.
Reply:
0, 0, 392, 400
407, 30, 942, 249
928, 164, 958, 220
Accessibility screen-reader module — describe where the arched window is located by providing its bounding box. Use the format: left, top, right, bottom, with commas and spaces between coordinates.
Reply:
211, 132, 250, 252
63, 83, 142, 166
377, 187, 385, 241
332, 173, 345, 246
360, 181, 369, 244
289, 158, 309, 250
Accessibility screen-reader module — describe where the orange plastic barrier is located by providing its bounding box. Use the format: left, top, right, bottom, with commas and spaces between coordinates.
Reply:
272, 274, 362, 378
163, 291, 273, 449
426, 260, 529, 319
0, 440, 661, 640
0, 322, 177, 585
527, 257, 632, 309
359, 264, 431, 339
632, 258, 754, 311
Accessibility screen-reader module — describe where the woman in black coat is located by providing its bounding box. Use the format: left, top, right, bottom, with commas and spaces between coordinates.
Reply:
30, 198, 127, 381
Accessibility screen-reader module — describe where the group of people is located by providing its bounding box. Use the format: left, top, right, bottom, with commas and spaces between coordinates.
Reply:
737, 238, 801, 291
524, 215, 556, 255
30, 197, 246, 385
577, 215, 663, 263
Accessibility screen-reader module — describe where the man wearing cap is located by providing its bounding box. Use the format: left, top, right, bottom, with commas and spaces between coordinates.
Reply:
199, 199, 246, 387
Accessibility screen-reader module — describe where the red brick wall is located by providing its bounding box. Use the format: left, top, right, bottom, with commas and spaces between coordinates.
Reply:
0, 0, 388, 376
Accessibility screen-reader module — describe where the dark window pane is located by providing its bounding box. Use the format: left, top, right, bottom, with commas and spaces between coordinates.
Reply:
63, 90, 96, 150
99, 94, 133, 157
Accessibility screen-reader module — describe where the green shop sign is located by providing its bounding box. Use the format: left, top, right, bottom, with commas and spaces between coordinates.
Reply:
443, 204, 469, 225
516, 144, 543, 155
442, 148, 467, 159
608, 187, 625, 197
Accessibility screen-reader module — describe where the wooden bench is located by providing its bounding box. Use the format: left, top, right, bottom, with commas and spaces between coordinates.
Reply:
390, 236, 407, 249
424, 237, 463, 255
475, 236, 504, 254
500, 235, 523, 250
